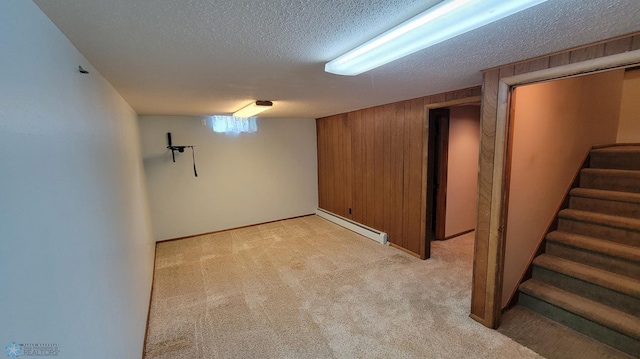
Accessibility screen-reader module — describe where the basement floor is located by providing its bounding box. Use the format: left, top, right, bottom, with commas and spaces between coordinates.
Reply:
144, 215, 541, 358
499, 305, 634, 359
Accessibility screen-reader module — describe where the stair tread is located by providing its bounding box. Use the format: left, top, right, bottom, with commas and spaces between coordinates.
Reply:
559, 209, 640, 232
547, 231, 640, 263
582, 168, 640, 178
519, 279, 640, 340
591, 146, 640, 154
590, 146, 640, 171
570, 188, 640, 204
533, 254, 640, 297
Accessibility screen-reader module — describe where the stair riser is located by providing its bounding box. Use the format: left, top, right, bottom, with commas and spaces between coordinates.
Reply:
591, 152, 640, 171
569, 196, 640, 219
545, 241, 640, 279
519, 292, 640, 357
580, 171, 640, 194
558, 218, 640, 247
532, 266, 640, 316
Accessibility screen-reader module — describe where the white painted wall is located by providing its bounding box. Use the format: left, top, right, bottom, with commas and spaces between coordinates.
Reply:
445, 106, 480, 238
138, 116, 318, 241
0, 2, 154, 358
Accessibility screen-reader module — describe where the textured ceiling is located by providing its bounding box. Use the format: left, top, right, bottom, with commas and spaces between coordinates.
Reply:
34, 0, 640, 119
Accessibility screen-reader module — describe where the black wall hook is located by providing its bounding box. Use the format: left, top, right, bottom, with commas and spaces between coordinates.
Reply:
167, 132, 198, 177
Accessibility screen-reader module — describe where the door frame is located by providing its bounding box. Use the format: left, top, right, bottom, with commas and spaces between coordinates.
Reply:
423, 97, 481, 255
472, 49, 640, 329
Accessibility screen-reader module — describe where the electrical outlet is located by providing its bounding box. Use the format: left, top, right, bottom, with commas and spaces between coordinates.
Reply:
201, 119, 207, 126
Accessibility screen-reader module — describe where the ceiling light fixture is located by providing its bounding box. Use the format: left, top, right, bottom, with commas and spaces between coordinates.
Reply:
233, 100, 273, 118
325, 0, 549, 76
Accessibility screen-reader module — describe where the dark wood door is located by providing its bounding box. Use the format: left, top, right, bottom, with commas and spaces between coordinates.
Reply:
427, 109, 450, 242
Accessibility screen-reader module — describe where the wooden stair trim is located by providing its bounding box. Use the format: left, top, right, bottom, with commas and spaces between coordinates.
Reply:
559, 208, 640, 232
546, 230, 640, 263
519, 279, 640, 340
532, 254, 640, 298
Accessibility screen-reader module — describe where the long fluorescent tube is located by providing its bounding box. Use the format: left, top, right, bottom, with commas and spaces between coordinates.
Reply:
233, 100, 273, 118
325, 0, 548, 76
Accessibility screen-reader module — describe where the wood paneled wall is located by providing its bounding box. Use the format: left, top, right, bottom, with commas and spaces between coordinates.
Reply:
471, 31, 640, 328
317, 87, 481, 258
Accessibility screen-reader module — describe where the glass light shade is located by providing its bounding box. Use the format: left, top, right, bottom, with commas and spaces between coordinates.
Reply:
233, 101, 273, 118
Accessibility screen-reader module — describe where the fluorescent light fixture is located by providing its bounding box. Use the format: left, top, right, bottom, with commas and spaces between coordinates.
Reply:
325, 0, 548, 76
233, 100, 273, 118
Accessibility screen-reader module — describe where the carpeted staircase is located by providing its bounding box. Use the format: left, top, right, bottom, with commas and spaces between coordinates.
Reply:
517, 145, 640, 357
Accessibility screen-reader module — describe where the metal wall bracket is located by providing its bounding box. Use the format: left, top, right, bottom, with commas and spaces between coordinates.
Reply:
166, 132, 198, 177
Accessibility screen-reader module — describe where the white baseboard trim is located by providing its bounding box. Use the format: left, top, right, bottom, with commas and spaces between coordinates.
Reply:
315, 208, 387, 245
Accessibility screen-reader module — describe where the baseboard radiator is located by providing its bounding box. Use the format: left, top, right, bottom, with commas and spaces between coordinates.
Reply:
315, 208, 388, 245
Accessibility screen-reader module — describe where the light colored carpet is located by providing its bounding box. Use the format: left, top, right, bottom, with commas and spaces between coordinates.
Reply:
144, 215, 542, 358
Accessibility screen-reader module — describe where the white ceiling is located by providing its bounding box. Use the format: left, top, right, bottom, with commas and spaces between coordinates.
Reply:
34, 0, 640, 119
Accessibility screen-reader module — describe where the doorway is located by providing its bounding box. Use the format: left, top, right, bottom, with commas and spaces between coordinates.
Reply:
470, 45, 640, 329
425, 103, 481, 248
428, 108, 450, 241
